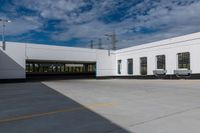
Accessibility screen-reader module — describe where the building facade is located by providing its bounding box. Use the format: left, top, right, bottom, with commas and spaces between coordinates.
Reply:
1, 32, 200, 80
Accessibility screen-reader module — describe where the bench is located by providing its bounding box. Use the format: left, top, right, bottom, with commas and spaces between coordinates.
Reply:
153, 69, 167, 78
174, 69, 192, 78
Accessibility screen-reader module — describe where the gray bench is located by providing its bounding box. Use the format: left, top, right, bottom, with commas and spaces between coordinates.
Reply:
153, 69, 167, 78
174, 69, 192, 78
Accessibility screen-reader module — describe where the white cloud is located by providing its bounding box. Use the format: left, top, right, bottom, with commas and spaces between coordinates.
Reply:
0, 15, 43, 35
2, 0, 200, 48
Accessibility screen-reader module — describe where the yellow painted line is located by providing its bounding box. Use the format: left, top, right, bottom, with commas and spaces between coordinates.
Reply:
0, 102, 116, 124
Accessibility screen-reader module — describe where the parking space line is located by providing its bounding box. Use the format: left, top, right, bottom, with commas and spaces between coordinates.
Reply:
0, 102, 116, 124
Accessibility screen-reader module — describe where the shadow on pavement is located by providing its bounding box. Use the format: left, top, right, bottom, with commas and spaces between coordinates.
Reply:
0, 82, 129, 133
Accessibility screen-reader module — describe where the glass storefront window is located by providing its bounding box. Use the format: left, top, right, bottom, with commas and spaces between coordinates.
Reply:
26, 61, 96, 74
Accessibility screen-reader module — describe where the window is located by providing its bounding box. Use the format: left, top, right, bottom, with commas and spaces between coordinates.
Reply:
118, 60, 122, 74
156, 55, 166, 69
26, 61, 96, 74
127, 59, 133, 74
140, 57, 147, 75
26, 64, 30, 72
178, 52, 190, 69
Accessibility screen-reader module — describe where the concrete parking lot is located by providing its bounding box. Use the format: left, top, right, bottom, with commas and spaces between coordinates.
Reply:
1, 79, 200, 133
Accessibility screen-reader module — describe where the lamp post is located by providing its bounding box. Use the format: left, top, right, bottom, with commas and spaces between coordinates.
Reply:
0, 19, 11, 50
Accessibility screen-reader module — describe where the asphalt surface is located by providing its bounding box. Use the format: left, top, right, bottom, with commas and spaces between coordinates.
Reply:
44, 79, 200, 133
1, 79, 200, 133
0, 82, 128, 133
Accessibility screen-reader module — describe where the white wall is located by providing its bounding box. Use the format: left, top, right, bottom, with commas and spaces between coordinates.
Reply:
1, 32, 200, 79
0, 42, 116, 79
115, 32, 200, 76
26, 44, 97, 62
26, 44, 116, 77
0, 42, 26, 79
96, 50, 116, 77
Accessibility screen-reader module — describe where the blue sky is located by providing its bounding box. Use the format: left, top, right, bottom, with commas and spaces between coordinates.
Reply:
0, 0, 200, 49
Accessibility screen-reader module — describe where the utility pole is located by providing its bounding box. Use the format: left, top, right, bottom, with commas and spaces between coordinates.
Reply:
111, 32, 117, 50
98, 38, 102, 49
90, 40, 94, 49
105, 31, 117, 50
0, 19, 11, 50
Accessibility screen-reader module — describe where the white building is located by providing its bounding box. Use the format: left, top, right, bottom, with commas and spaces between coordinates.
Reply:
1, 32, 200, 80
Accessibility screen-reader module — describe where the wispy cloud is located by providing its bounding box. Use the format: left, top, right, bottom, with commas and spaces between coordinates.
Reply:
1, 0, 200, 48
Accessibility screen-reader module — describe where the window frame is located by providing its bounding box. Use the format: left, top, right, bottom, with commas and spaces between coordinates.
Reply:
177, 52, 190, 70
117, 60, 122, 74
156, 55, 166, 70
140, 57, 147, 75
127, 58, 133, 75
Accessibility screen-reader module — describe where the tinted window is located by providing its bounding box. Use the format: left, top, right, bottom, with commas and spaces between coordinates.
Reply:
118, 60, 122, 74
156, 55, 166, 69
178, 52, 190, 69
140, 57, 147, 75
127, 59, 133, 74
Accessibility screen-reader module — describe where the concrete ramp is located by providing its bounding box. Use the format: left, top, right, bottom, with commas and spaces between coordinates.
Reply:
0, 43, 26, 80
